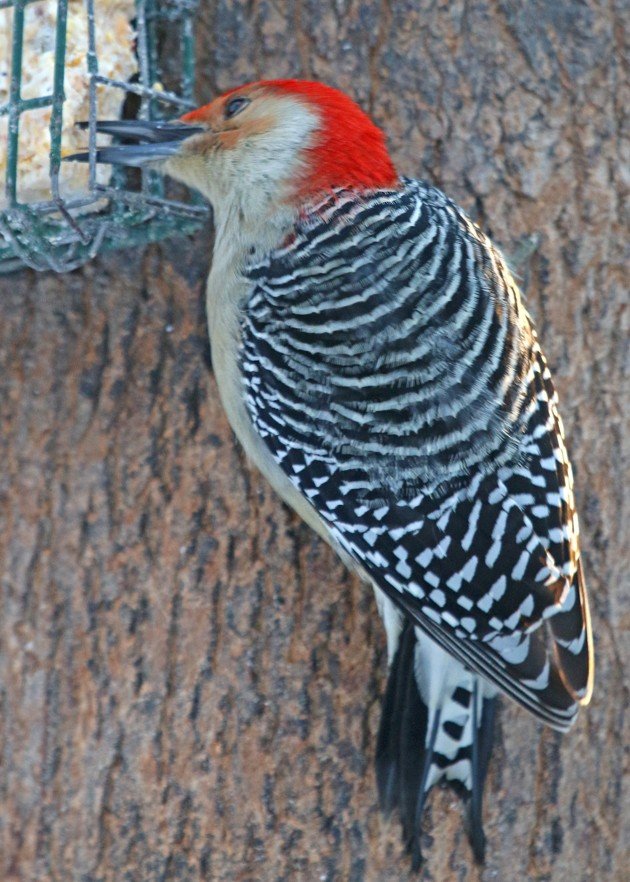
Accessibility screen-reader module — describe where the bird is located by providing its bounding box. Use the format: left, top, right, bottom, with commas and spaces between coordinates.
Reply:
68, 79, 594, 869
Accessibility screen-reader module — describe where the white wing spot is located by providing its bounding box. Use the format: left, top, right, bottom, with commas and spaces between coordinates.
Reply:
490, 575, 507, 600
511, 550, 529, 581
415, 548, 433, 568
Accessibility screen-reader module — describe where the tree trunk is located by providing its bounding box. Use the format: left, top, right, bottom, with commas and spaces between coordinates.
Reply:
1, 2, 627, 880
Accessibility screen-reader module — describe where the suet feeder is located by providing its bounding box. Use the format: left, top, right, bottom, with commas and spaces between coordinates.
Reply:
0, 0, 208, 274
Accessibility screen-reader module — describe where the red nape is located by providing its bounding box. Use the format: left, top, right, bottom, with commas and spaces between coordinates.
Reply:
264, 80, 399, 196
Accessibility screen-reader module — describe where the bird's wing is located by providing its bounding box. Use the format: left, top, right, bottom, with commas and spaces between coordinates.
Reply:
256, 401, 587, 730
239, 179, 593, 730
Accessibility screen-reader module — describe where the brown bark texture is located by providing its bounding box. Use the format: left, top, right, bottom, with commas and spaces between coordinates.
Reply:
1, 2, 628, 880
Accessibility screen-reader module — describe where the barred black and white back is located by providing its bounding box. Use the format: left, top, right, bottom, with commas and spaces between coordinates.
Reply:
238, 178, 593, 861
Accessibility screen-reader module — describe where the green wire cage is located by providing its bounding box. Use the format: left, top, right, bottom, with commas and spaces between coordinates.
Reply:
0, 0, 208, 273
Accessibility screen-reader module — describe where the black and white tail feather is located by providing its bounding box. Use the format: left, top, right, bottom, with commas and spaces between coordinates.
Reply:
377, 620, 496, 869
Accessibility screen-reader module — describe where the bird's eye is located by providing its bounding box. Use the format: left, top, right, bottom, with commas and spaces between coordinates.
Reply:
225, 96, 250, 119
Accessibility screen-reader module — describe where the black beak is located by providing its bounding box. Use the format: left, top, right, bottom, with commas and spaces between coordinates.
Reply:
65, 119, 205, 167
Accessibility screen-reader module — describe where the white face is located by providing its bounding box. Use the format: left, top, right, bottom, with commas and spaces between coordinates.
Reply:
163, 91, 320, 235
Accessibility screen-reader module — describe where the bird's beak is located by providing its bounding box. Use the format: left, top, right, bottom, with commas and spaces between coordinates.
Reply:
65, 119, 206, 167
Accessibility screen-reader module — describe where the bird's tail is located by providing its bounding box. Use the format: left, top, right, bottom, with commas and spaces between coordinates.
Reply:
376, 620, 496, 870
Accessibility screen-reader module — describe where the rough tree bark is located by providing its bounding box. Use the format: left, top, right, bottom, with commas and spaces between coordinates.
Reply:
1, 2, 627, 880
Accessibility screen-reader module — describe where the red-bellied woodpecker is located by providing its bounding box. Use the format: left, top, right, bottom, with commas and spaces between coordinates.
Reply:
70, 79, 594, 868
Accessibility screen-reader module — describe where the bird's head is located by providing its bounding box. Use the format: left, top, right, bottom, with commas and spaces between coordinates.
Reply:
71, 80, 399, 229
